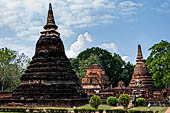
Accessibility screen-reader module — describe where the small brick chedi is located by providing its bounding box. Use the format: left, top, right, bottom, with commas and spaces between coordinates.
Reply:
129, 44, 155, 94
1, 3, 87, 107
82, 64, 110, 96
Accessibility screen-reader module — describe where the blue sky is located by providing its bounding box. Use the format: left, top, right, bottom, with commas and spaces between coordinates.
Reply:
0, 0, 170, 64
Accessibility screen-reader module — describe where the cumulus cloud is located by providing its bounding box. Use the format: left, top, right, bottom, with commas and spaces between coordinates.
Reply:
121, 56, 131, 63
0, 0, 143, 59
66, 32, 93, 58
118, 1, 143, 15
0, 37, 34, 58
99, 43, 117, 53
99, 15, 117, 24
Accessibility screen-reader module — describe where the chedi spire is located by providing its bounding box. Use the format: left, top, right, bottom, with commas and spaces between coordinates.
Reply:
44, 3, 58, 31
137, 44, 143, 60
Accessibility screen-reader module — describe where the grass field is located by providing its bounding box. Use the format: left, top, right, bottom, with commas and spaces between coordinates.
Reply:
0, 105, 168, 113
129, 106, 168, 113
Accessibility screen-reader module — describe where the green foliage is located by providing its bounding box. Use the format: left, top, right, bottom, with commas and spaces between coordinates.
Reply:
89, 94, 102, 110
146, 40, 170, 88
118, 94, 131, 108
74, 108, 96, 113
0, 107, 26, 112
0, 47, 30, 91
105, 109, 128, 113
128, 110, 153, 113
106, 96, 118, 106
70, 47, 134, 86
136, 98, 146, 106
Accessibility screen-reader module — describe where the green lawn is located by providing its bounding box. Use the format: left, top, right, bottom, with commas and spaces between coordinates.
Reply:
0, 105, 168, 113
77, 104, 113, 109
130, 106, 168, 113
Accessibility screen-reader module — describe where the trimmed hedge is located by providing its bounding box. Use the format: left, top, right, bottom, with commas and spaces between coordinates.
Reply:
74, 108, 96, 113
118, 94, 131, 108
136, 98, 146, 106
107, 96, 118, 106
89, 95, 102, 109
105, 109, 128, 113
0, 107, 26, 112
128, 110, 153, 113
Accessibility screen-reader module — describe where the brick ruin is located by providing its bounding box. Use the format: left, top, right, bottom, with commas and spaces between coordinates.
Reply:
82, 64, 110, 97
128, 44, 155, 96
0, 3, 87, 107
98, 45, 169, 106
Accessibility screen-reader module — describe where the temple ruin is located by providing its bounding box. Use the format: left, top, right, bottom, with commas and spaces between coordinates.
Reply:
98, 44, 169, 106
82, 64, 110, 97
128, 44, 155, 96
0, 3, 87, 107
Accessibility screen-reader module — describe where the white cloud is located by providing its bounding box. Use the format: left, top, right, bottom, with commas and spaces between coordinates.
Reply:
99, 15, 117, 23
0, 0, 143, 59
66, 32, 93, 58
99, 43, 117, 53
121, 56, 131, 63
0, 37, 34, 58
118, 1, 143, 15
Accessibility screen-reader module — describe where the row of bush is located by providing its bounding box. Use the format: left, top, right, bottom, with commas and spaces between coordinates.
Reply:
106, 96, 146, 106
89, 94, 131, 109
89, 94, 146, 110
0, 107, 156, 113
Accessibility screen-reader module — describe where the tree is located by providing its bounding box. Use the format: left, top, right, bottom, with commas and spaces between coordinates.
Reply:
118, 94, 131, 109
119, 62, 134, 86
0, 47, 29, 91
70, 47, 134, 86
89, 94, 102, 110
146, 40, 170, 88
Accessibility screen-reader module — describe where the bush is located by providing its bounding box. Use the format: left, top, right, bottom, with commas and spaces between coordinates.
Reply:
106, 96, 118, 106
105, 109, 128, 113
89, 94, 102, 110
128, 110, 153, 113
118, 94, 131, 108
136, 98, 146, 106
74, 108, 95, 113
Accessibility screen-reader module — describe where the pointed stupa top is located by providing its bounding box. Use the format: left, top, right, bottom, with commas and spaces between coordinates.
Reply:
44, 3, 58, 30
137, 44, 143, 60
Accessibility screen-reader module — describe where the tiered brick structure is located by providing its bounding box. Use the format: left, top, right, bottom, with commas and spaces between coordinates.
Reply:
0, 3, 87, 107
82, 64, 110, 97
129, 44, 155, 94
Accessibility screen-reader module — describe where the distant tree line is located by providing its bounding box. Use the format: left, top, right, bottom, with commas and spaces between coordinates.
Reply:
0, 40, 169, 91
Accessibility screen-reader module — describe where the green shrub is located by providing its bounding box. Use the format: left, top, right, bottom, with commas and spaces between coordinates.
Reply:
105, 109, 128, 113
128, 110, 153, 113
106, 96, 118, 106
89, 94, 102, 110
136, 98, 146, 106
74, 108, 96, 113
118, 94, 131, 109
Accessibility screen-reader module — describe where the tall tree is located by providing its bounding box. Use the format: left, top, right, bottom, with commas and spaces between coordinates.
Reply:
70, 47, 134, 86
0, 47, 29, 91
146, 40, 170, 88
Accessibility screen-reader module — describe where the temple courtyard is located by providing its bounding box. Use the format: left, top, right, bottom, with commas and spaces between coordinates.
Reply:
0, 2, 169, 113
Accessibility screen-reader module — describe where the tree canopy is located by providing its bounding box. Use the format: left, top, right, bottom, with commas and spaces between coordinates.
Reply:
70, 47, 134, 87
0, 47, 30, 91
146, 40, 170, 88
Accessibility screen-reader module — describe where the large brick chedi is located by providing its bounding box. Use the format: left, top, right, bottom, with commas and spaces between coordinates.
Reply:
11, 3, 87, 107
129, 44, 155, 92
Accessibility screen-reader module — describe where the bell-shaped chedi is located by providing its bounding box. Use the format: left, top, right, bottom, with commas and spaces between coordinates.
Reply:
82, 64, 110, 96
11, 3, 87, 107
129, 44, 155, 91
